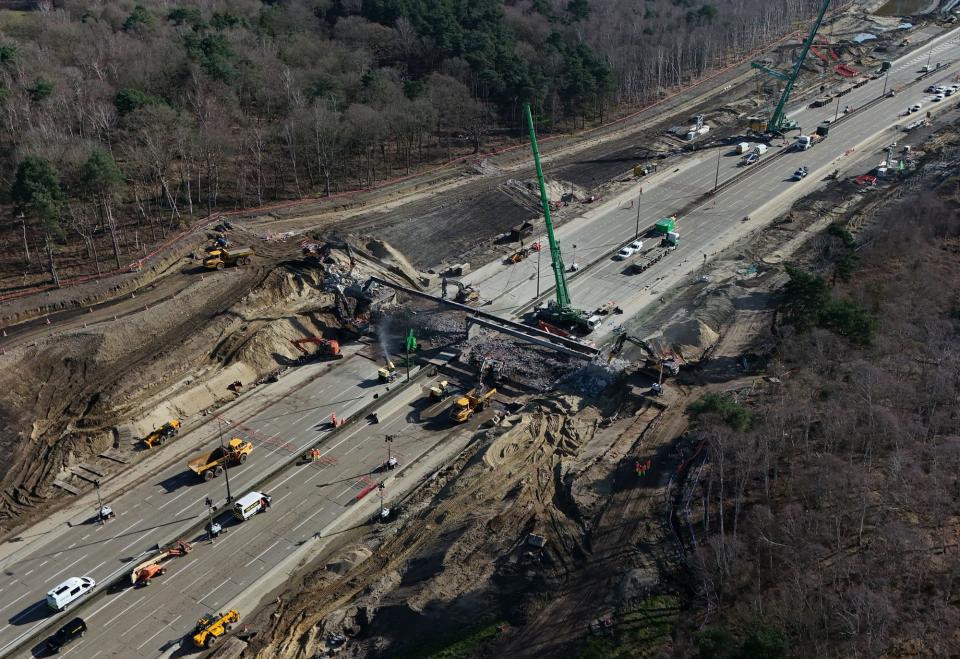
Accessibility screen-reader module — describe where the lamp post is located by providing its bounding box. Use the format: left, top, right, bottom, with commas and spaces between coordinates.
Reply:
536, 235, 542, 297
881, 68, 890, 98
385, 434, 395, 469
205, 497, 216, 544
571, 244, 577, 269
834, 95, 841, 122
94, 480, 104, 525
217, 418, 233, 503
713, 147, 722, 191
635, 194, 642, 239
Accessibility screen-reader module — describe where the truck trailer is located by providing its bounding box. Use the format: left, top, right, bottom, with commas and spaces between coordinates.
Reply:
187, 438, 253, 480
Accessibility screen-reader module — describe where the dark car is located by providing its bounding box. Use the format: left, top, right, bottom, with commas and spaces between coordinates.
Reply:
47, 617, 87, 653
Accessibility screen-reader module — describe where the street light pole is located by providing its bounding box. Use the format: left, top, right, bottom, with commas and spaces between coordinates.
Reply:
94, 480, 103, 525
713, 147, 721, 191
535, 235, 542, 297
385, 434, 394, 467
834, 95, 841, 122
635, 194, 641, 239
881, 68, 890, 97
205, 497, 216, 544
926, 44, 933, 69
217, 418, 233, 503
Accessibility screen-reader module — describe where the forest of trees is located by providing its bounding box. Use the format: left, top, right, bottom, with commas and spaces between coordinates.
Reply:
681, 190, 960, 657
0, 0, 826, 285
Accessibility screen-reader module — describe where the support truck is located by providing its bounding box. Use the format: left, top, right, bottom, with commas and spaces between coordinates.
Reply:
187, 438, 254, 480
204, 246, 254, 270
796, 122, 830, 150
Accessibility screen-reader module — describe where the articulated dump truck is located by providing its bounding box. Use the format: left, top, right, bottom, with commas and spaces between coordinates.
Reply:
187, 438, 254, 480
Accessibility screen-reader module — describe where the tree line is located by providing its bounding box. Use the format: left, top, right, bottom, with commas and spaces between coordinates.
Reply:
0, 0, 826, 284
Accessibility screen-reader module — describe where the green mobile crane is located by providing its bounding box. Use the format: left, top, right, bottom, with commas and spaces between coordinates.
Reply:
749, 0, 831, 135
523, 103, 596, 334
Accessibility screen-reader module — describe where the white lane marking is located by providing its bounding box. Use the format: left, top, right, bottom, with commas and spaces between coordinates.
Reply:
110, 518, 143, 539
80, 534, 89, 540
1, 592, 28, 613
273, 464, 309, 490
199, 578, 231, 603
102, 595, 146, 627
136, 625, 168, 651
89, 560, 107, 575
86, 595, 118, 620
45, 554, 89, 583
59, 639, 84, 656
334, 484, 354, 498
157, 489, 191, 509
175, 498, 202, 517
117, 529, 153, 554
162, 557, 199, 584
21, 569, 33, 577
121, 603, 164, 637
291, 506, 328, 533
244, 540, 279, 567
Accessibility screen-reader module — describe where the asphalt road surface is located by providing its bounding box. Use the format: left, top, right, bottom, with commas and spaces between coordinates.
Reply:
462, 28, 960, 339
0, 352, 458, 657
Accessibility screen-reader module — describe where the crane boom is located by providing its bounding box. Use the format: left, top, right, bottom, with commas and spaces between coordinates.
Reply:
523, 102, 571, 309
753, 0, 831, 134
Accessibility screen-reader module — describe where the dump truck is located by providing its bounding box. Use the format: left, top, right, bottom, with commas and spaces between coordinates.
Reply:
187, 438, 253, 480
378, 360, 400, 383
193, 609, 240, 649
291, 337, 342, 360
450, 387, 496, 423
143, 420, 181, 448
203, 246, 254, 270
429, 380, 449, 400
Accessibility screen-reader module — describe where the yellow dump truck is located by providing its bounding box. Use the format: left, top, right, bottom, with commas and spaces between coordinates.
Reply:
187, 438, 253, 480
203, 246, 254, 270
450, 387, 496, 423
142, 420, 181, 448
193, 609, 240, 648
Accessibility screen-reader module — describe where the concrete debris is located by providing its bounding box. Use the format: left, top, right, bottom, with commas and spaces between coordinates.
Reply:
558, 360, 629, 397
460, 331, 575, 391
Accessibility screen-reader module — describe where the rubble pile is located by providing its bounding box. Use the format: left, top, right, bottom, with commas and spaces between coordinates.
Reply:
558, 359, 630, 397
460, 331, 577, 391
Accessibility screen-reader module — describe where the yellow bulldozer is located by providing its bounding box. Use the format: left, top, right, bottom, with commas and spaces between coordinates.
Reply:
193, 609, 240, 649
450, 387, 496, 423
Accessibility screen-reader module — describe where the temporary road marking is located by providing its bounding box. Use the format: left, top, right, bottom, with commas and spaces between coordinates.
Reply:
199, 578, 231, 603
244, 540, 279, 567
162, 557, 199, 584
102, 595, 146, 627
45, 554, 89, 583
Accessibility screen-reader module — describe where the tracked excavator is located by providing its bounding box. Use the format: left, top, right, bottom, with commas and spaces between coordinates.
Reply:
290, 337, 343, 360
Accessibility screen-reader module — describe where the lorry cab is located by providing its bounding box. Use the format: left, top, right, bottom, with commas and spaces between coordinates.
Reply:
586, 315, 603, 331
232, 491, 272, 521
46, 577, 96, 611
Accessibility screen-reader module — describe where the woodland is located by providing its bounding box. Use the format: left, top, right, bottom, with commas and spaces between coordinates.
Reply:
0, 0, 824, 283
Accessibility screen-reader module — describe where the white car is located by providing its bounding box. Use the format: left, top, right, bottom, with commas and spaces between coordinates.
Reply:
932, 94, 944, 102
615, 246, 635, 260
628, 239, 643, 251
909, 103, 922, 112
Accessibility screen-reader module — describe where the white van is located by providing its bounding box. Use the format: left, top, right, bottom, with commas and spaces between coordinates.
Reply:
232, 491, 272, 521
46, 577, 95, 611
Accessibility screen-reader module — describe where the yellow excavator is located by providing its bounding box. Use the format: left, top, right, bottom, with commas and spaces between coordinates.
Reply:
450, 387, 496, 423
193, 609, 240, 648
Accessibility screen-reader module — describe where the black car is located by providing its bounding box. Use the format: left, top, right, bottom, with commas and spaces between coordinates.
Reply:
47, 617, 87, 653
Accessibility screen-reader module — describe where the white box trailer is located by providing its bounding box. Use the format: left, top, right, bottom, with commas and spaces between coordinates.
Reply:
735, 142, 751, 154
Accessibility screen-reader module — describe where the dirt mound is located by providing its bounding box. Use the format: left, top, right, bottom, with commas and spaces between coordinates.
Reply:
643, 292, 733, 361
0, 259, 344, 534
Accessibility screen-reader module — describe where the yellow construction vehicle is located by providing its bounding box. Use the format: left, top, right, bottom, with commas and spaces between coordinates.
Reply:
450, 387, 496, 423
378, 360, 400, 383
203, 246, 254, 270
187, 438, 254, 480
429, 380, 449, 401
193, 609, 240, 649
142, 420, 181, 448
